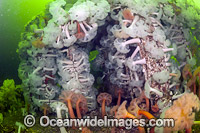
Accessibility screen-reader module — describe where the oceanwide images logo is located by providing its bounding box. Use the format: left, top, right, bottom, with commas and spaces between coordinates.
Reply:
40, 116, 146, 129
24, 115, 175, 129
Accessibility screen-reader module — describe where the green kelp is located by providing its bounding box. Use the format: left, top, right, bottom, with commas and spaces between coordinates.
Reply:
0, 79, 24, 113
0, 79, 26, 132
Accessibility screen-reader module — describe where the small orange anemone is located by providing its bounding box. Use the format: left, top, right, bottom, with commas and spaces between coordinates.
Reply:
122, 9, 134, 20
97, 93, 112, 118
59, 90, 76, 119
75, 21, 85, 39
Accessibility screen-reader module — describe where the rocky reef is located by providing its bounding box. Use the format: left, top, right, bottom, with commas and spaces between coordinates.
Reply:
16, 0, 200, 132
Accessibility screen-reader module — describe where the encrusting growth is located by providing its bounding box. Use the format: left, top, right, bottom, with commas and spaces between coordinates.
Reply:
164, 93, 200, 132
16, 0, 200, 132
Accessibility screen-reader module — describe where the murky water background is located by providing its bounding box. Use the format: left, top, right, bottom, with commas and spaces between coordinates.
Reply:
0, 0, 53, 85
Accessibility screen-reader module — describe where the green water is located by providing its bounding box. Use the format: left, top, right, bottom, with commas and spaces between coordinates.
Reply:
0, 0, 53, 85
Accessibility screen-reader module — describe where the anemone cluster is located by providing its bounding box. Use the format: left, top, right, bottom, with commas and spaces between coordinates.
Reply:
94, 0, 197, 109
17, 0, 111, 113
17, 0, 200, 132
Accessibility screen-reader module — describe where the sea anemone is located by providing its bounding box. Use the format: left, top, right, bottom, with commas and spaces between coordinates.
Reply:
97, 92, 112, 117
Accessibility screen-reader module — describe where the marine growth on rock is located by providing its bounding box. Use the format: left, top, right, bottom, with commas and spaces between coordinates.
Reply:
17, 0, 200, 132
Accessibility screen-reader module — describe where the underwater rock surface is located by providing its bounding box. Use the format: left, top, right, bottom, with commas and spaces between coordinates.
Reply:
16, 0, 200, 132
